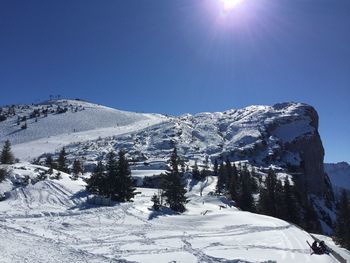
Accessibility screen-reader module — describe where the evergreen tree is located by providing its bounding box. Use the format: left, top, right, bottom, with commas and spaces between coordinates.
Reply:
105, 151, 119, 200
0, 168, 8, 183
213, 159, 219, 177
45, 155, 54, 168
116, 150, 136, 202
265, 168, 277, 216
57, 147, 69, 173
72, 159, 83, 180
283, 179, 300, 224
0, 140, 15, 164
237, 169, 255, 212
192, 161, 201, 181
224, 159, 233, 187
275, 180, 288, 220
228, 164, 239, 201
86, 161, 105, 195
162, 146, 188, 212
169, 147, 180, 175
151, 194, 161, 211
334, 190, 350, 249
216, 162, 226, 194
301, 199, 321, 233
258, 168, 277, 216
45, 154, 57, 174
200, 168, 209, 181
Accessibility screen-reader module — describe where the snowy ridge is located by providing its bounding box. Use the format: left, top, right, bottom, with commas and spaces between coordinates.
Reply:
0, 164, 344, 263
0, 99, 166, 161
1, 100, 315, 166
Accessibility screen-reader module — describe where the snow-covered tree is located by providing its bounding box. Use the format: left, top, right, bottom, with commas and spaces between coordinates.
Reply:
0, 140, 15, 164
72, 159, 84, 180
57, 147, 69, 173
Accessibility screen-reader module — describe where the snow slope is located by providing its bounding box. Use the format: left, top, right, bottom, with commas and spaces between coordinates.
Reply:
0, 164, 342, 263
0, 99, 166, 161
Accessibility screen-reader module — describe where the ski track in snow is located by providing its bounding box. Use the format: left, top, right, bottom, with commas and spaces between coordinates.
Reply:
0, 167, 341, 263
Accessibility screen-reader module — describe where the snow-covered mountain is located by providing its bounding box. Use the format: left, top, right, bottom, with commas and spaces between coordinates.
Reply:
325, 162, 350, 197
0, 100, 334, 199
1, 99, 348, 262
1, 100, 329, 196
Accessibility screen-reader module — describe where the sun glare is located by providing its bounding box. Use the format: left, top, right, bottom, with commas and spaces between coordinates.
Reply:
221, 0, 244, 10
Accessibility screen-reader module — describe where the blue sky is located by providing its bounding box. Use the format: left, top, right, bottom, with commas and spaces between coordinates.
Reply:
0, 0, 349, 163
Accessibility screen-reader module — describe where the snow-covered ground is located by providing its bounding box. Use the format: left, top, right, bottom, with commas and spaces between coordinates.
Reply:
0, 99, 166, 161
0, 164, 344, 263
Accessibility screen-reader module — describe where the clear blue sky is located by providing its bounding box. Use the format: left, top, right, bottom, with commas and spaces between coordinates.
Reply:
0, 0, 349, 163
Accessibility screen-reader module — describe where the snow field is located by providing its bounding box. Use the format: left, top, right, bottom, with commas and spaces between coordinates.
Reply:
0, 165, 340, 263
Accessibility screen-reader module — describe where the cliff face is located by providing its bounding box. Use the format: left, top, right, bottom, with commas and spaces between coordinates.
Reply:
268, 104, 327, 196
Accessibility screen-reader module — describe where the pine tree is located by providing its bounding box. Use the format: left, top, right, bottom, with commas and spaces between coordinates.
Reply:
228, 164, 239, 201
216, 163, 226, 194
45, 155, 54, 168
86, 161, 105, 195
258, 168, 277, 216
162, 146, 188, 212
265, 168, 277, 216
57, 147, 69, 173
0, 168, 8, 183
116, 150, 136, 202
0, 140, 15, 164
192, 161, 201, 181
45, 155, 55, 174
72, 159, 83, 180
283, 179, 300, 224
151, 194, 160, 211
275, 180, 288, 220
213, 159, 219, 177
105, 151, 119, 200
334, 190, 350, 249
169, 147, 180, 175
224, 159, 233, 187
237, 169, 255, 212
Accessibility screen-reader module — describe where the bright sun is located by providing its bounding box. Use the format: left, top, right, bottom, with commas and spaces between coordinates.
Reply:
221, 0, 244, 10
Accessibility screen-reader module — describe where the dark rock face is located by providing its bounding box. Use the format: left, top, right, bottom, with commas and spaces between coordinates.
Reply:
287, 132, 326, 195
283, 106, 326, 195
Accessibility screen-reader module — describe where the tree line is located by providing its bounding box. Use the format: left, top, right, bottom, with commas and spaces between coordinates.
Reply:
334, 190, 350, 250
86, 150, 136, 202
44, 147, 84, 180
214, 159, 321, 233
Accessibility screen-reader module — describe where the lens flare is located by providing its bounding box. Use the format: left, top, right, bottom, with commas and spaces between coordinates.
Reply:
221, 0, 244, 10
